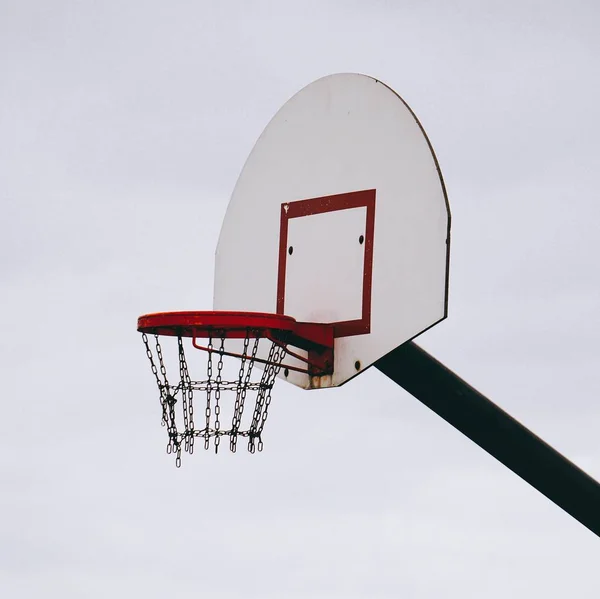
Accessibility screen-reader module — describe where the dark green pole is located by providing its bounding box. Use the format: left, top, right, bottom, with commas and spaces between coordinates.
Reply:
375, 341, 600, 537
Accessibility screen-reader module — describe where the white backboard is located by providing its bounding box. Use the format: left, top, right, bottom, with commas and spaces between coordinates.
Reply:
214, 73, 450, 389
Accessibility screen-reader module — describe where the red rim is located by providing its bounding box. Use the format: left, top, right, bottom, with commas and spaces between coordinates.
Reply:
137, 311, 298, 339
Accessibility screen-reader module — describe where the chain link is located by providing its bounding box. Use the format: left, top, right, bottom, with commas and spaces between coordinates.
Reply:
229, 333, 249, 452
205, 336, 213, 451
248, 341, 286, 453
178, 336, 195, 454
141, 330, 286, 465
213, 336, 225, 453
142, 333, 169, 427
229, 333, 262, 452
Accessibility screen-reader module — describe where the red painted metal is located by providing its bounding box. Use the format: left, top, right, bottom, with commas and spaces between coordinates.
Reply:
137, 311, 297, 339
137, 310, 334, 376
276, 189, 376, 338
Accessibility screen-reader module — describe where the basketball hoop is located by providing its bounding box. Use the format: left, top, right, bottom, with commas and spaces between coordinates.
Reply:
137, 311, 333, 465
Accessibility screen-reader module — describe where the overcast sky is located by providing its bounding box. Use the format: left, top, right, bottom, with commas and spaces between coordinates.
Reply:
2, 1, 600, 597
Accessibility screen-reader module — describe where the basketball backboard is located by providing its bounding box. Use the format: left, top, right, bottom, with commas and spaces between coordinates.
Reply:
214, 73, 450, 389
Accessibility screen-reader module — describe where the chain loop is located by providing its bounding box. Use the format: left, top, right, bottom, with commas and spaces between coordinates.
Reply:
141, 330, 286, 466
213, 336, 224, 453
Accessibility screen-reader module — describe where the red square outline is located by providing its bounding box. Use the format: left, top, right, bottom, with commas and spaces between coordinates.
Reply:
277, 189, 376, 338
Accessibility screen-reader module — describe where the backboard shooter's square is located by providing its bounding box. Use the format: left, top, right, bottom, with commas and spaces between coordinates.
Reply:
277, 189, 375, 337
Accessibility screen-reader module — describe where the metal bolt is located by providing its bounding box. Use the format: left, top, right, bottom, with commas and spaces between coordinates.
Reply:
354, 360, 361, 371
288, 246, 294, 255
284, 368, 289, 377
359, 235, 364, 245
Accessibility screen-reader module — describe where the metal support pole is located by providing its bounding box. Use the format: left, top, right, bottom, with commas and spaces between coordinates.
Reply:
375, 341, 600, 537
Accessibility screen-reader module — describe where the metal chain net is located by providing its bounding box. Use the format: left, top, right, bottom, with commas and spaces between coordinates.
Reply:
141, 331, 286, 466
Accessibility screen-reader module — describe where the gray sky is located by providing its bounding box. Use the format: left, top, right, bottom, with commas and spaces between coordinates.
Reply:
2, 1, 600, 597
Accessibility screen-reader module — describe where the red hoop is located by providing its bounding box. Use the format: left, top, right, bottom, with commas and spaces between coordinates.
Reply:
137, 311, 296, 339
137, 310, 334, 376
